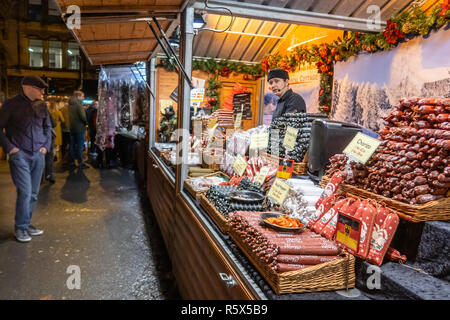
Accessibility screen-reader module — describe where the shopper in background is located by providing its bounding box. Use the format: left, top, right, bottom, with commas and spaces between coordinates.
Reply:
60, 99, 70, 168
267, 68, 306, 122
0, 99, 5, 161
48, 100, 65, 162
44, 101, 57, 183
86, 101, 98, 154
0, 76, 51, 242
68, 91, 89, 169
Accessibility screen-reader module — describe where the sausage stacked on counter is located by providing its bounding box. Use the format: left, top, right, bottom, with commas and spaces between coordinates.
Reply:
229, 212, 342, 273
325, 97, 450, 205
208, 109, 234, 127
267, 113, 311, 162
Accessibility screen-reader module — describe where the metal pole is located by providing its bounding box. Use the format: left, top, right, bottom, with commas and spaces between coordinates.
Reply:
149, 58, 157, 150
176, 6, 194, 194
151, 16, 194, 89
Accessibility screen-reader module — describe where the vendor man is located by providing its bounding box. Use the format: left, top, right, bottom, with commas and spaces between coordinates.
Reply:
268, 68, 306, 121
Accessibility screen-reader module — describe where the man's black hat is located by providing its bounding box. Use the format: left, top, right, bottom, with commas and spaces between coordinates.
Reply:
267, 68, 289, 81
21, 76, 48, 89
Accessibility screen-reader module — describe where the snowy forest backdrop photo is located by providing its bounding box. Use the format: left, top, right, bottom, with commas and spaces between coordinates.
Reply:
331, 27, 450, 131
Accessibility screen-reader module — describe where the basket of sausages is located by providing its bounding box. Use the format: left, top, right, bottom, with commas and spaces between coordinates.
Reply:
321, 97, 450, 222
228, 212, 355, 294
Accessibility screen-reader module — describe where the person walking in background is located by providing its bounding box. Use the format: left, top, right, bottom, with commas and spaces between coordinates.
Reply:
49, 100, 65, 162
60, 99, 71, 168
44, 101, 57, 184
68, 91, 89, 169
86, 101, 98, 155
0, 76, 51, 242
0, 99, 5, 161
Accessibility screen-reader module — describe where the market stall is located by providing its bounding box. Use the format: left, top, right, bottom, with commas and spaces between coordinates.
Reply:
55, 0, 450, 300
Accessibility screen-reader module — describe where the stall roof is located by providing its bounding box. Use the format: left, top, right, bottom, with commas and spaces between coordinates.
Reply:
55, 0, 432, 65
53, 0, 187, 65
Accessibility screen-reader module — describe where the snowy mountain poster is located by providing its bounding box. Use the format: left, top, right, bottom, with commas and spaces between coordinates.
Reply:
331, 27, 450, 131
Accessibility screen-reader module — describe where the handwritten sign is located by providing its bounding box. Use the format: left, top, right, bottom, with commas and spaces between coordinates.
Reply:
234, 112, 242, 130
283, 126, 299, 150
233, 154, 247, 176
343, 132, 381, 164
250, 132, 269, 150
267, 178, 291, 205
208, 118, 217, 129
255, 166, 271, 185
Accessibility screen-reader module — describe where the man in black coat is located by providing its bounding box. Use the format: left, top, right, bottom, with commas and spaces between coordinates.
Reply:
0, 76, 51, 242
267, 68, 306, 121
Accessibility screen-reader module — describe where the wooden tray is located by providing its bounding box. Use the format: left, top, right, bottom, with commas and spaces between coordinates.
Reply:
229, 228, 355, 294
320, 175, 450, 222
199, 194, 229, 234
184, 172, 229, 200
263, 152, 308, 175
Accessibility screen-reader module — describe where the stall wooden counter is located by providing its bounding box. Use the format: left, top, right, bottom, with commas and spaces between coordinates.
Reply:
146, 149, 264, 299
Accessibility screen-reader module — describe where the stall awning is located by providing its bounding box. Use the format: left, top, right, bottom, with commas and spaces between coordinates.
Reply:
54, 0, 431, 65
53, 0, 186, 65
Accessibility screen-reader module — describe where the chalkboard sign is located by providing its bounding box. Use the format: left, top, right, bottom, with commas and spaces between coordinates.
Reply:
232, 93, 252, 120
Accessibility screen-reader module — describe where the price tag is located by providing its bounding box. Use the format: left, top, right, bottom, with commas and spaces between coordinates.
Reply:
193, 120, 203, 139
255, 166, 271, 185
267, 178, 291, 205
250, 132, 269, 150
335, 212, 361, 252
233, 154, 247, 176
283, 126, 299, 150
343, 132, 381, 164
277, 158, 294, 180
234, 112, 242, 130
208, 118, 217, 129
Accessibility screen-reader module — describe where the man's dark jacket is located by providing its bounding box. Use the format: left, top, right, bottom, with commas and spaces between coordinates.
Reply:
68, 96, 87, 134
0, 89, 52, 154
272, 88, 306, 120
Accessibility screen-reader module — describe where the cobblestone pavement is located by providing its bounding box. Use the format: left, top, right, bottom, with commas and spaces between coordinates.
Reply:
0, 160, 180, 300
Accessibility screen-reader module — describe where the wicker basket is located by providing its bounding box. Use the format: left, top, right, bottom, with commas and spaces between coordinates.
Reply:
199, 194, 229, 234
320, 175, 450, 222
229, 228, 355, 294
263, 152, 308, 175
184, 172, 229, 200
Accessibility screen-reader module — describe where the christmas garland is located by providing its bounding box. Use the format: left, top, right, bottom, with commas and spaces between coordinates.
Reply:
261, 4, 450, 114
157, 57, 264, 111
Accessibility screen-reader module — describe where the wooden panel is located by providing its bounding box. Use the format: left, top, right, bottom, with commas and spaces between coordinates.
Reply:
229, 19, 264, 61
205, 15, 236, 58
219, 75, 259, 130
193, 14, 221, 57
352, 0, 390, 19
146, 153, 175, 253
380, 0, 414, 20
310, 0, 341, 13
239, 21, 276, 62
332, 0, 366, 16
252, 23, 290, 62
287, 0, 315, 10
216, 17, 249, 59
171, 196, 256, 299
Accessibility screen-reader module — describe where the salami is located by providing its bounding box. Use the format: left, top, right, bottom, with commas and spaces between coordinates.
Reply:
276, 263, 308, 273
276, 254, 339, 265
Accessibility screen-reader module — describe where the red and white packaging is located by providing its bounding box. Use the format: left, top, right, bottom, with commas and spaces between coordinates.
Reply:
355, 201, 376, 259
366, 213, 400, 266
320, 198, 356, 240
312, 198, 346, 234
316, 171, 343, 209
306, 193, 335, 229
